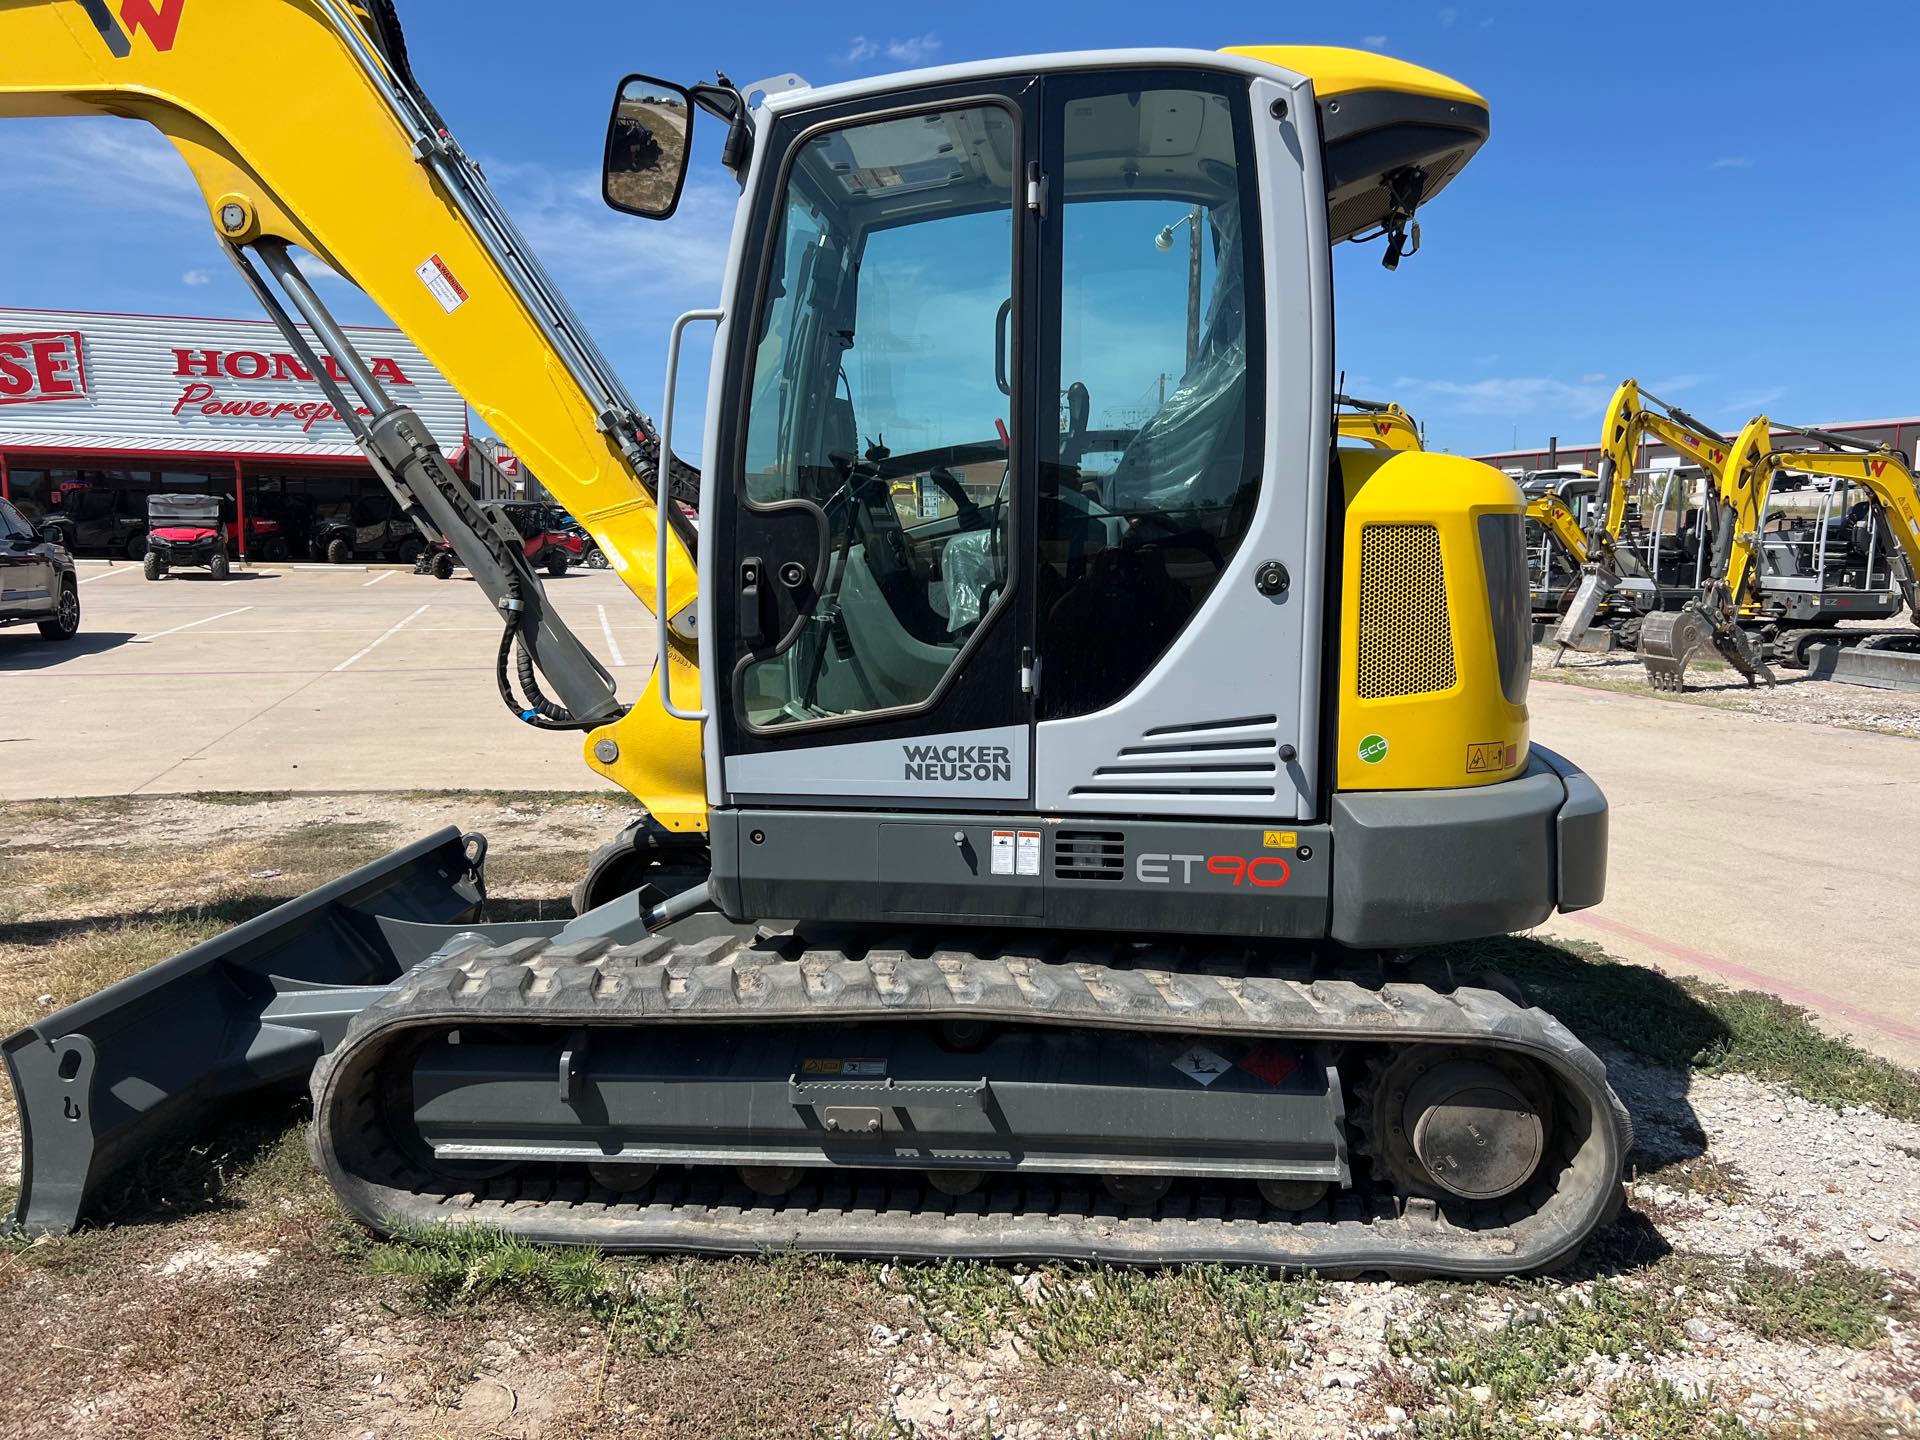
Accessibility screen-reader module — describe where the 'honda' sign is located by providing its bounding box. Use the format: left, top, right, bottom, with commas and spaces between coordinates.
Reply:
0, 308, 464, 458
0, 331, 88, 407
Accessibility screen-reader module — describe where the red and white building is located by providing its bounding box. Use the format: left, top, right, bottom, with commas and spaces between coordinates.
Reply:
0, 306, 486, 557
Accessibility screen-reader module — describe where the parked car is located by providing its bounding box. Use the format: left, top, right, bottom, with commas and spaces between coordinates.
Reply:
40, 486, 150, 559
144, 493, 231, 580
0, 497, 80, 640
313, 493, 426, 564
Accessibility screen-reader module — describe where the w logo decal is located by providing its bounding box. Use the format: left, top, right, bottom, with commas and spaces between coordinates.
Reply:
77, 0, 187, 57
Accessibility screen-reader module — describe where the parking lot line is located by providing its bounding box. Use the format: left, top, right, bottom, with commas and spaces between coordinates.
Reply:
363, 570, 395, 587
77, 566, 136, 584
597, 604, 626, 667
135, 605, 254, 642
333, 602, 430, 672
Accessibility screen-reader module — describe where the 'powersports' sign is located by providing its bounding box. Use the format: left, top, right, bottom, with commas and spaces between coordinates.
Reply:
0, 308, 465, 459
902, 743, 1014, 784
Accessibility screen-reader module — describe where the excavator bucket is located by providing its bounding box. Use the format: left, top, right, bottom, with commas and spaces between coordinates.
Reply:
1636, 608, 1709, 691
4, 828, 494, 1236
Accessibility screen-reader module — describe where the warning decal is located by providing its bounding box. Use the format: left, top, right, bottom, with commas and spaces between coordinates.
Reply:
1238, 1044, 1300, 1087
416, 254, 470, 314
1171, 1044, 1232, 1087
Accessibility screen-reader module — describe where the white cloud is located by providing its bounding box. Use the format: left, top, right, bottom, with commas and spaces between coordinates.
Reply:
1390, 373, 1613, 418
1724, 386, 1787, 411
479, 158, 735, 314
1711, 156, 1752, 170
0, 118, 203, 219
1438, 7, 1459, 26
1647, 372, 1710, 395
886, 33, 941, 64
845, 33, 939, 66
182, 269, 212, 287
1361, 34, 1389, 47
1579, 371, 1607, 385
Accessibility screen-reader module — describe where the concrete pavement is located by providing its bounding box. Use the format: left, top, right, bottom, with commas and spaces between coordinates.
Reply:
0, 559, 644, 796
1530, 677, 1920, 1067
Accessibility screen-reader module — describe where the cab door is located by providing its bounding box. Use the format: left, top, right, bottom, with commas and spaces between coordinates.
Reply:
711, 80, 1040, 808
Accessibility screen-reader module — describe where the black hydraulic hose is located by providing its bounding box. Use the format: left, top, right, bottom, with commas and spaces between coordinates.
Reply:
489, 573, 620, 731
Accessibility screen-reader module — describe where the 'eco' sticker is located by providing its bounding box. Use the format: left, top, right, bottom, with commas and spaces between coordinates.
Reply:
1358, 733, 1389, 765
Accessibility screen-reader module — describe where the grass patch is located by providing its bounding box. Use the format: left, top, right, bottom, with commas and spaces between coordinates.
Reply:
1439, 934, 1920, 1122
0, 795, 140, 824
1630, 1152, 1749, 1205
370, 1222, 700, 1354
1392, 1279, 1679, 1431
1603, 1377, 1757, 1440
396, 788, 629, 808
179, 791, 294, 806
1732, 1254, 1904, 1349
900, 1260, 1320, 1381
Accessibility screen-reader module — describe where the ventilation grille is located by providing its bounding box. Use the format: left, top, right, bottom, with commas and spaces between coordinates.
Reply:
1357, 523, 1457, 699
1067, 715, 1281, 800
1054, 829, 1125, 882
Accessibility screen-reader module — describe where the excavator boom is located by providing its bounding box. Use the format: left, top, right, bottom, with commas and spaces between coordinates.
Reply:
0, 0, 705, 826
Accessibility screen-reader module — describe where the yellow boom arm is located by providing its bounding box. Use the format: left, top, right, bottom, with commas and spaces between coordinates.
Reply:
1717, 417, 1920, 618
1527, 493, 1588, 566
1335, 396, 1422, 452
0, 0, 707, 826
1595, 378, 1732, 543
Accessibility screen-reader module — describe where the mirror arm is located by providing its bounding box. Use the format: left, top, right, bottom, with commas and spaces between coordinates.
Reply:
690, 80, 754, 173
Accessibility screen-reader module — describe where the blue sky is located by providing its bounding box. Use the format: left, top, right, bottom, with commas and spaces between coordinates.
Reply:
4, 0, 1917, 459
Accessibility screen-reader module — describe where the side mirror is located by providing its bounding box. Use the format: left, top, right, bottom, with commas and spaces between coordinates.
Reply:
603, 75, 692, 220
38, 525, 63, 546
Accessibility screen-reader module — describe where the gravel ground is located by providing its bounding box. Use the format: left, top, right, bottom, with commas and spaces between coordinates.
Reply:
1535, 633, 1920, 736
3, 795, 1918, 1438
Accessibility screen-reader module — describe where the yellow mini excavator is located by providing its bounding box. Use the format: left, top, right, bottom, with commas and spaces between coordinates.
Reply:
2, 2, 1624, 1275
1638, 415, 1920, 687
1551, 379, 1737, 660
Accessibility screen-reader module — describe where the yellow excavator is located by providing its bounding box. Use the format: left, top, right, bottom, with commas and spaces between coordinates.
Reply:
1, 2, 1626, 1275
1335, 393, 1422, 452
1552, 379, 1737, 662
1639, 415, 1920, 687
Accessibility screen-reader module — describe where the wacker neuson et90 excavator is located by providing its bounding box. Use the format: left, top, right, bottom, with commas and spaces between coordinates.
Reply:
2, 0, 1623, 1275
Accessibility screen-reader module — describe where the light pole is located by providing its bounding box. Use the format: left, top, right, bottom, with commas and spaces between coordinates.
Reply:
1154, 205, 1204, 371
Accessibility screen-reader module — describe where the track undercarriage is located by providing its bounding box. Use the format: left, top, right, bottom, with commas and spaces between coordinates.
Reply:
310, 927, 1630, 1278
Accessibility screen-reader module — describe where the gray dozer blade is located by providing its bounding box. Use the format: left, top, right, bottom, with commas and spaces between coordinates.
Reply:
3, 828, 510, 1237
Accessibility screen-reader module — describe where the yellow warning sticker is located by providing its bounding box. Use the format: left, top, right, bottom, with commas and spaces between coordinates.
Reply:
1262, 830, 1298, 849
1465, 741, 1518, 774
801, 1058, 842, 1074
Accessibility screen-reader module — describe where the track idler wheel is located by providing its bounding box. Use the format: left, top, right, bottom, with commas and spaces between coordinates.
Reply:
1102, 1174, 1172, 1206
925, 1169, 986, 1197
1371, 1048, 1551, 1204
1258, 1179, 1330, 1212
738, 1165, 804, 1197
588, 1162, 658, 1193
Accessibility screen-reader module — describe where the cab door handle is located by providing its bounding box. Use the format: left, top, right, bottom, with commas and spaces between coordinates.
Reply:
740, 555, 765, 646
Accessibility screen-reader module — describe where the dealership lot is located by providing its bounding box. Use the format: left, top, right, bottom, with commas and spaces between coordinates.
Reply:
0, 559, 650, 795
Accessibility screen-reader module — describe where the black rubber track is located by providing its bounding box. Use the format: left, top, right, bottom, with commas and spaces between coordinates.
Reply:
311, 931, 1631, 1278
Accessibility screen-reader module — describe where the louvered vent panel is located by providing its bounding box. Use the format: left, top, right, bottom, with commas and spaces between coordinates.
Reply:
1357, 523, 1457, 699
1053, 830, 1125, 882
